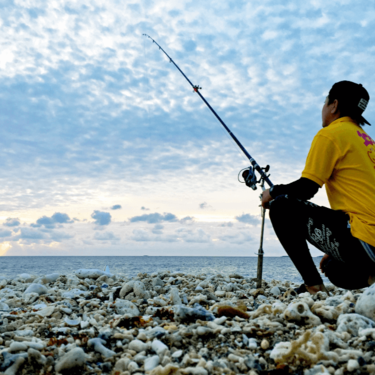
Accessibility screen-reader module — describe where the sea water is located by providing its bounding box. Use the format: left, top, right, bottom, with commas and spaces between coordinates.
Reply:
0, 256, 326, 283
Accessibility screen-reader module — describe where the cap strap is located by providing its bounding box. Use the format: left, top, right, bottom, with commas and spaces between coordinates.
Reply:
358, 98, 368, 111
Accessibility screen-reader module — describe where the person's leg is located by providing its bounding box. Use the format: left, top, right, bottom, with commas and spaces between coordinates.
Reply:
269, 196, 326, 286
269, 195, 373, 290
322, 256, 370, 290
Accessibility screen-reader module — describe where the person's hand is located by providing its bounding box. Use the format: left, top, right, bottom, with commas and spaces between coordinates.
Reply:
261, 189, 273, 209
319, 254, 330, 275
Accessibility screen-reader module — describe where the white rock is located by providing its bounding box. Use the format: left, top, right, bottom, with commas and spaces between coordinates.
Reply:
152, 277, 164, 287
4, 356, 25, 375
23, 293, 39, 304
36, 306, 55, 317
64, 316, 81, 326
88, 338, 116, 358
24, 284, 47, 296
129, 339, 148, 352
248, 338, 258, 349
55, 348, 87, 373
172, 350, 183, 358
347, 359, 359, 372
75, 268, 112, 279
0, 302, 9, 310
270, 286, 281, 296
120, 280, 135, 298
61, 289, 88, 298
336, 313, 375, 336
144, 355, 160, 371
355, 283, 375, 321
215, 291, 226, 297
9, 342, 28, 352
170, 287, 182, 305
128, 361, 139, 372
133, 280, 148, 298
114, 299, 140, 317
152, 339, 168, 355
181, 367, 208, 375
283, 301, 321, 326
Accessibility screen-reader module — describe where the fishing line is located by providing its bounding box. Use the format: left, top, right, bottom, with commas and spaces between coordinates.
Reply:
142, 34, 273, 190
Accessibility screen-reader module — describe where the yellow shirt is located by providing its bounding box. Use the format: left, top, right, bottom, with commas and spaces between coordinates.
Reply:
302, 116, 375, 247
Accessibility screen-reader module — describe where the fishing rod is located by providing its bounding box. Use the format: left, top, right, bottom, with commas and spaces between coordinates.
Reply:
143, 34, 273, 191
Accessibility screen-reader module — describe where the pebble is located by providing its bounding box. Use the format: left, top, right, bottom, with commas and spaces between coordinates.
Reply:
0, 267, 375, 375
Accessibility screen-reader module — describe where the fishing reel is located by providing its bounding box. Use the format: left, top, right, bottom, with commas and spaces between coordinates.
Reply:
238, 165, 270, 190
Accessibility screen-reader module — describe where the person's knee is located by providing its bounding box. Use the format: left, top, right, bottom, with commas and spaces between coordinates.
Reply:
269, 195, 298, 221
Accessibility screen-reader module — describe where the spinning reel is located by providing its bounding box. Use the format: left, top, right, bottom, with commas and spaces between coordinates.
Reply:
239, 165, 270, 190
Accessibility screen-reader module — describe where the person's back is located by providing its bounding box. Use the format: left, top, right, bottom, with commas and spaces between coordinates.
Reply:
261, 81, 375, 293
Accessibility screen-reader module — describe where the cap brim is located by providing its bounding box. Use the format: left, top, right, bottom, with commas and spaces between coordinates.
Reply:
361, 115, 371, 126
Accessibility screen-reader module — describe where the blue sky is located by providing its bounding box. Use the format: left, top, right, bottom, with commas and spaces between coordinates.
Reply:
0, 0, 374, 256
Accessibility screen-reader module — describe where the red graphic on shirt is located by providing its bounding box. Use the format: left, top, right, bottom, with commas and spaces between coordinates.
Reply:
368, 149, 375, 165
357, 131, 375, 168
357, 130, 375, 146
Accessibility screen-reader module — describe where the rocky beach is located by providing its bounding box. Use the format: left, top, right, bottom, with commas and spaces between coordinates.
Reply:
1, 267, 375, 375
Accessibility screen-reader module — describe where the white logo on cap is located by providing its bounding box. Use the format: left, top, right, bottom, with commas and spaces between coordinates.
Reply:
358, 98, 368, 111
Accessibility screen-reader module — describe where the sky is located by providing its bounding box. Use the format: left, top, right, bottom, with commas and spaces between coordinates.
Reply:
1, 0, 375, 257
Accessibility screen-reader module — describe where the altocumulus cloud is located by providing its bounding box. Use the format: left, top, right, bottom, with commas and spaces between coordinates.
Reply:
129, 212, 178, 224
31, 213, 73, 229
94, 231, 119, 241
111, 205, 122, 210
235, 214, 260, 225
91, 211, 112, 226
3, 218, 20, 227
0, 229, 12, 237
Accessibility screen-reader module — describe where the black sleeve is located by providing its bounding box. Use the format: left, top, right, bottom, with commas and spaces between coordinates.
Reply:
269, 177, 320, 201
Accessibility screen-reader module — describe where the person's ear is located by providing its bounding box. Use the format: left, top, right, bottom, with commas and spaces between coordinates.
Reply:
331, 99, 339, 114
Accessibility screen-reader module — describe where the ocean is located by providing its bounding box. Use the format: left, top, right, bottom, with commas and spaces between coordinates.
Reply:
0, 256, 326, 283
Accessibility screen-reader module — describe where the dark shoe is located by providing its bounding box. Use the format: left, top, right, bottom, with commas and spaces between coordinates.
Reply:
294, 283, 307, 294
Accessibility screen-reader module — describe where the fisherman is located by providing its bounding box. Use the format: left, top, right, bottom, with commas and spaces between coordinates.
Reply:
261, 81, 375, 294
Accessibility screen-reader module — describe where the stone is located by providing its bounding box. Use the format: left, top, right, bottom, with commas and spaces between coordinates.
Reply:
129, 339, 148, 352
270, 286, 281, 296
9, 342, 28, 353
88, 338, 116, 358
152, 277, 164, 287
55, 348, 86, 373
120, 280, 135, 298
75, 268, 112, 279
24, 283, 48, 295
35, 306, 55, 317
145, 355, 160, 371
152, 339, 168, 355
170, 287, 182, 305
114, 299, 140, 317
355, 284, 375, 321
133, 280, 148, 298
283, 301, 322, 326
28, 348, 46, 367
173, 303, 215, 322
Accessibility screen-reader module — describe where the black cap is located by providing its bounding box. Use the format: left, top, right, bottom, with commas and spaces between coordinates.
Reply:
329, 81, 371, 125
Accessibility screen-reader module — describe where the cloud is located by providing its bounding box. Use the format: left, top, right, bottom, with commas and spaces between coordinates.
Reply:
3, 218, 20, 227
94, 231, 119, 241
130, 229, 179, 243
218, 232, 253, 245
152, 224, 164, 234
0, 229, 12, 237
91, 211, 112, 226
235, 214, 260, 225
111, 205, 122, 210
141, 207, 150, 211
129, 212, 178, 224
31, 212, 74, 229
220, 222, 234, 227
199, 202, 209, 209
13, 228, 46, 240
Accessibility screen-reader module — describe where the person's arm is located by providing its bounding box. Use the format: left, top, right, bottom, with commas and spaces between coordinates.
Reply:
261, 177, 319, 208
269, 177, 320, 200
